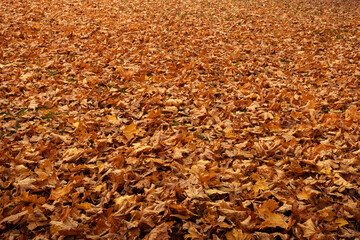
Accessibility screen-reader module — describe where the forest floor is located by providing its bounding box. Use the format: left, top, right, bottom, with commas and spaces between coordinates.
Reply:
1, 0, 360, 239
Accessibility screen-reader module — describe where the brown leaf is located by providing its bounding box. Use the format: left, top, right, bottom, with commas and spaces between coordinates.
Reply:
257, 200, 287, 229
49, 185, 72, 200
0, 210, 28, 225
297, 219, 317, 238
144, 222, 170, 240
226, 229, 253, 240
123, 123, 139, 140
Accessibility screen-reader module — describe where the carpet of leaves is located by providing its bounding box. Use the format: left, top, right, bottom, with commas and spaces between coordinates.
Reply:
1, 0, 360, 239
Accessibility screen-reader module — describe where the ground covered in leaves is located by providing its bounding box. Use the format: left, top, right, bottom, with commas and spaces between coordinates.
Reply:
1, 0, 360, 239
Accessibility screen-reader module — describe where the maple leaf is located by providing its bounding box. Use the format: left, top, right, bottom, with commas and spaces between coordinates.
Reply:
144, 222, 170, 240
225, 229, 253, 240
252, 173, 269, 195
123, 123, 139, 140
297, 188, 312, 200
114, 195, 136, 212
256, 200, 287, 229
49, 185, 72, 200
297, 219, 317, 238
14, 192, 46, 204
335, 218, 349, 228
62, 148, 84, 162
184, 226, 204, 240
1, 0, 360, 238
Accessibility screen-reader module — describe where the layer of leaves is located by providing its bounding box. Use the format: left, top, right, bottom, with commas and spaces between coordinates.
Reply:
1, 0, 360, 239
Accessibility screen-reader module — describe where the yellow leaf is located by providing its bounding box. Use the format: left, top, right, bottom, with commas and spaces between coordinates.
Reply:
50, 224, 61, 234
253, 179, 269, 195
241, 89, 250, 95
32, 24, 41, 30
251, 173, 261, 181
114, 195, 136, 211
72, 122, 79, 128
77, 202, 92, 210
226, 229, 253, 240
297, 188, 312, 200
123, 123, 139, 140
252, 173, 269, 195
259, 213, 287, 229
319, 168, 332, 175
93, 183, 106, 193
335, 218, 348, 227
257, 200, 287, 229
224, 127, 236, 139
106, 115, 117, 122
37, 125, 45, 132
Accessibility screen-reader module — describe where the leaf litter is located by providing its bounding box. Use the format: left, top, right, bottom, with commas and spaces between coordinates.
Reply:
1, 0, 360, 239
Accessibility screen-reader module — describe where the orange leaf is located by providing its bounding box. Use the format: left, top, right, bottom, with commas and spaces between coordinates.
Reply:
106, 115, 117, 122
335, 218, 348, 227
257, 200, 287, 229
226, 229, 253, 240
49, 185, 72, 200
50, 224, 61, 234
252, 173, 269, 195
123, 123, 139, 140
76, 202, 92, 210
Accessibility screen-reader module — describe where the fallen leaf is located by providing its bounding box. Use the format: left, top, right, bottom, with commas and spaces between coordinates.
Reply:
77, 202, 92, 210
106, 115, 117, 122
49, 185, 72, 200
123, 123, 139, 140
114, 195, 136, 212
0, 210, 28, 225
335, 218, 349, 227
252, 173, 269, 195
257, 200, 287, 229
144, 222, 170, 240
225, 229, 253, 240
298, 219, 317, 238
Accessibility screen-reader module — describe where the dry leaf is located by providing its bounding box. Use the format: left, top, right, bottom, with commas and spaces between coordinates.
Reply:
298, 219, 317, 238
123, 123, 139, 140
335, 218, 349, 227
2, 0, 360, 238
49, 185, 72, 200
225, 229, 253, 240
257, 200, 287, 229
